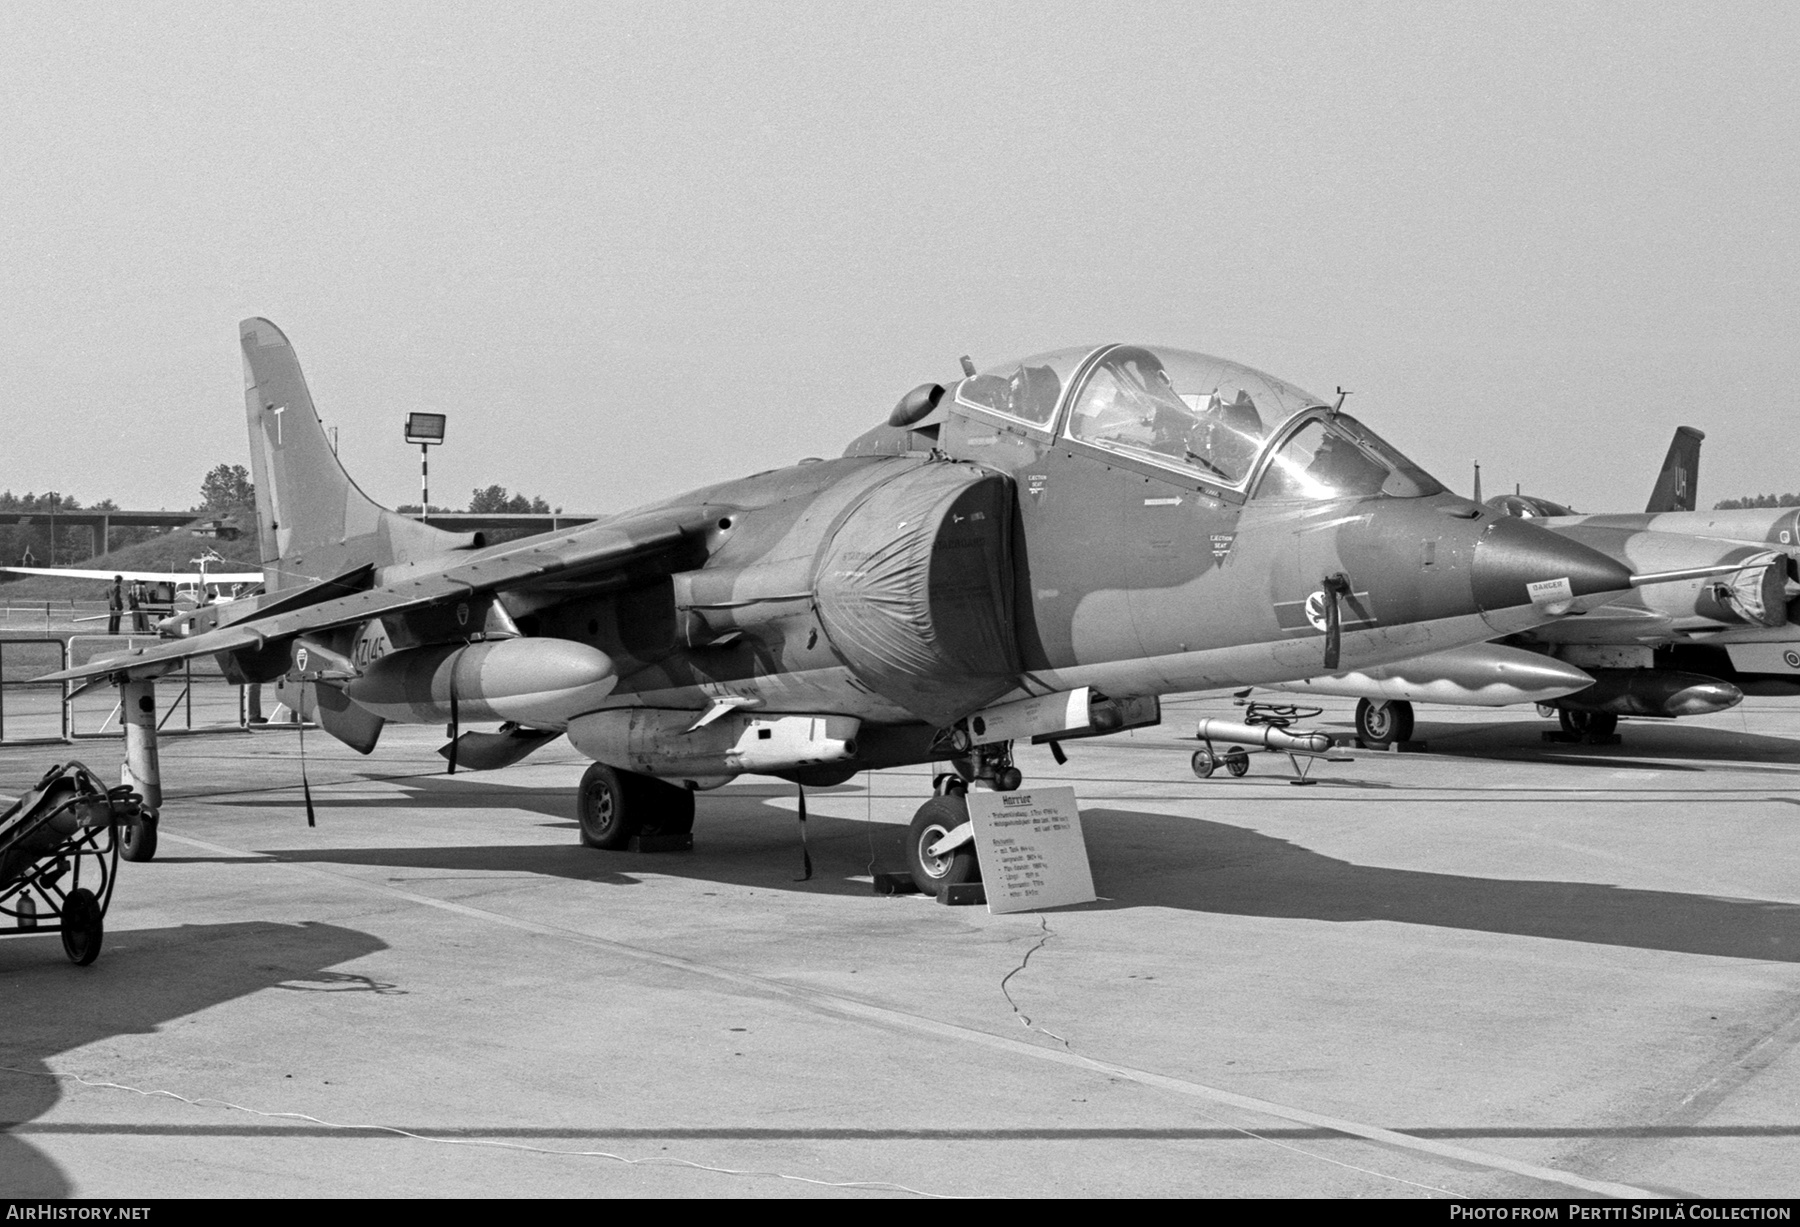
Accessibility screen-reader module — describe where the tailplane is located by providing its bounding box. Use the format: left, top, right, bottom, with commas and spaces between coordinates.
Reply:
1645, 426, 1704, 513
241, 318, 477, 591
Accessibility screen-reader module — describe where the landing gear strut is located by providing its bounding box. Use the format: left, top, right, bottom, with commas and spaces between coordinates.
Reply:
948, 738, 1022, 793
905, 738, 1019, 896
119, 678, 161, 862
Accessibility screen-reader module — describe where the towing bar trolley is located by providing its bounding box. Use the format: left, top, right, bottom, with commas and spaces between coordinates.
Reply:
0, 763, 146, 965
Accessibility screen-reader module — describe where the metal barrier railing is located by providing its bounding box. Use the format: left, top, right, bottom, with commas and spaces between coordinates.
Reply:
66, 636, 252, 738
0, 637, 71, 743
0, 602, 111, 631
0, 634, 286, 744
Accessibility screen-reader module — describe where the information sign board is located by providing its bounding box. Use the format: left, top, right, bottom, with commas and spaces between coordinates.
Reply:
966, 786, 1096, 914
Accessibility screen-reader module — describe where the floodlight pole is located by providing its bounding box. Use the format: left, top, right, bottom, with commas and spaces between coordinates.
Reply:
405, 413, 447, 524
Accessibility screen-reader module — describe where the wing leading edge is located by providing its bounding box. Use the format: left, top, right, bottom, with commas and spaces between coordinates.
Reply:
41, 507, 711, 683
0, 567, 264, 583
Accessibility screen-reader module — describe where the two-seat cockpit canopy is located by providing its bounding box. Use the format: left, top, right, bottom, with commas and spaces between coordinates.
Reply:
1487, 494, 1577, 519
957, 344, 1442, 503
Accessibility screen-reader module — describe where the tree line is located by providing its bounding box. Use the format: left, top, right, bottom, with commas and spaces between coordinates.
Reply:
396, 484, 556, 515
5, 463, 557, 564
1712, 493, 1800, 510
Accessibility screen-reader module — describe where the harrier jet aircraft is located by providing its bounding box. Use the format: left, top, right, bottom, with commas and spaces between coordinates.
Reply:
54, 320, 1699, 893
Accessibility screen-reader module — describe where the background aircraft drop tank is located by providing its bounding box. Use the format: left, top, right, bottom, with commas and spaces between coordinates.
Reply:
1553, 668, 1742, 718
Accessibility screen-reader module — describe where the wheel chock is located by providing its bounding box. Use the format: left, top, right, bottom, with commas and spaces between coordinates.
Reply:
1354, 738, 1429, 752
872, 870, 921, 895
628, 832, 693, 853
937, 882, 987, 907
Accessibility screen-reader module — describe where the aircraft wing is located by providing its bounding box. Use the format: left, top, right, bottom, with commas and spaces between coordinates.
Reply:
0, 566, 264, 584
40, 507, 709, 683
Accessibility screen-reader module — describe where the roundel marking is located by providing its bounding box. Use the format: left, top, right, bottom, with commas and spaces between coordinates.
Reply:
1303, 591, 1330, 632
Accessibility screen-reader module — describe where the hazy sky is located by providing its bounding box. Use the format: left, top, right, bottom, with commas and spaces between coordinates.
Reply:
2, 2, 1795, 515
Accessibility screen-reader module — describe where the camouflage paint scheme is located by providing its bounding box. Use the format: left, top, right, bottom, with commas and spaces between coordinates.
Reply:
50, 325, 1643, 785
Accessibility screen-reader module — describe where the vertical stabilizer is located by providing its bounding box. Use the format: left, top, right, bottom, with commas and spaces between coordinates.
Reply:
1645, 426, 1704, 514
241, 318, 477, 591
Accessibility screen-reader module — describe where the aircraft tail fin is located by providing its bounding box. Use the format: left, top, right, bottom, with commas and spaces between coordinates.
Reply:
241, 318, 478, 591
1645, 426, 1704, 514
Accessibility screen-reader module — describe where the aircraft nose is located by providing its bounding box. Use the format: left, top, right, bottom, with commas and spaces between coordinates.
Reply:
1470, 514, 1634, 627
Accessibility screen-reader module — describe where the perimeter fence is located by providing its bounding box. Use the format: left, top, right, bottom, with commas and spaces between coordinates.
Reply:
0, 600, 111, 631
0, 633, 302, 745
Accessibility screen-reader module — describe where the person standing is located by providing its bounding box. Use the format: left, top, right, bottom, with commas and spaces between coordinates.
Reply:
107, 575, 123, 634
126, 581, 144, 633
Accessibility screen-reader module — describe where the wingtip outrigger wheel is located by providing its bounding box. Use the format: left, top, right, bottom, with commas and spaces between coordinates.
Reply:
111, 784, 157, 863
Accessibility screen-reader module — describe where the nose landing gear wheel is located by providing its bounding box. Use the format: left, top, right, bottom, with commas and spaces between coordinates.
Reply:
59, 888, 103, 966
1354, 698, 1413, 747
905, 794, 979, 896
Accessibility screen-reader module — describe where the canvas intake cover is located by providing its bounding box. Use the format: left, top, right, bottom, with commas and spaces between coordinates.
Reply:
814, 462, 1020, 726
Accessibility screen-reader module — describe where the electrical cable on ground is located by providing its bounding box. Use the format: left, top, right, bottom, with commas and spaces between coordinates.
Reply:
863, 768, 879, 880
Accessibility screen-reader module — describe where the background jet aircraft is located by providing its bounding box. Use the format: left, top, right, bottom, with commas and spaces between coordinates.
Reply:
53, 320, 1656, 893
1280, 426, 1800, 745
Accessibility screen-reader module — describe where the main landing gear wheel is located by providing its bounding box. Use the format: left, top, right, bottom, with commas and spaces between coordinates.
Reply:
60, 888, 103, 966
120, 810, 158, 863
577, 764, 695, 849
1355, 698, 1414, 747
906, 794, 979, 896
1558, 709, 1619, 738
